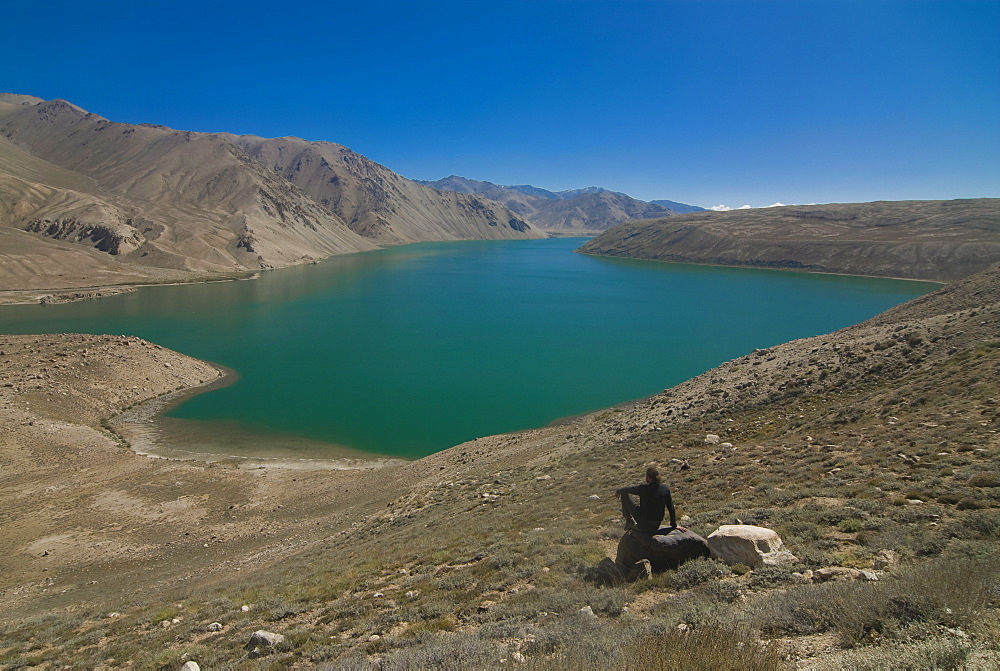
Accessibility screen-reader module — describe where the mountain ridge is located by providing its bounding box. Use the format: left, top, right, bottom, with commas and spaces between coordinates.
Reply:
0, 95, 541, 294
416, 175, 705, 232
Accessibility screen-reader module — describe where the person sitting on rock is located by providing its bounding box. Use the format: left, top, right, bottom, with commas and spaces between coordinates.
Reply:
614, 464, 677, 533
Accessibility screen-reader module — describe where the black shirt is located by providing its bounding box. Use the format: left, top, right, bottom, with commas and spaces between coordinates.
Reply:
619, 482, 676, 529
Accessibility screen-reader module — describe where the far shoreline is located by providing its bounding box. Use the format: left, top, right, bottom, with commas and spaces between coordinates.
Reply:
3, 237, 944, 467
1, 234, 947, 308
0, 271, 262, 307
575, 249, 951, 286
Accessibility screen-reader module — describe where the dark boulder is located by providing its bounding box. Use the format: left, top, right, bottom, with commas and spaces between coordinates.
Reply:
616, 527, 711, 572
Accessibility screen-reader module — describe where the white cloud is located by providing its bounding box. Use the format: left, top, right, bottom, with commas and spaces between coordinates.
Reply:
709, 201, 799, 211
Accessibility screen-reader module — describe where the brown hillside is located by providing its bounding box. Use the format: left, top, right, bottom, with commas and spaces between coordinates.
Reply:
531, 190, 673, 232
0, 96, 540, 296
579, 199, 1000, 280
2, 263, 997, 667
232, 138, 538, 245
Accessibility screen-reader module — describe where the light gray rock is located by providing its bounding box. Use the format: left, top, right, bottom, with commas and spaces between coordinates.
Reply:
245, 630, 285, 650
207, 622, 223, 632
707, 525, 795, 567
579, 605, 598, 619
873, 549, 898, 570
815, 566, 862, 581
180, 662, 200, 671
705, 434, 721, 444
762, 549, 799, 566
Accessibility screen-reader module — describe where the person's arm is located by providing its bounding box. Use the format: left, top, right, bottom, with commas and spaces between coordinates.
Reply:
616, 484, 644, 497
665, 486, 677, 528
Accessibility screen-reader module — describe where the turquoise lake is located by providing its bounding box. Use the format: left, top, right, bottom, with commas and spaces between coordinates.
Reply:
0, 238, 935, 459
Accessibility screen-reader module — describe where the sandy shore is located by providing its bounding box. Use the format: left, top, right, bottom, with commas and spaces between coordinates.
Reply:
0, 333, 410, 617
0, 272, 264, 306
105, 363, 401, 469
0, 329, 590, 618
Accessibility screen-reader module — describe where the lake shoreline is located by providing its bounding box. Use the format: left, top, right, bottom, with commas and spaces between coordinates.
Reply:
0, 331, 416, 618
108, 362, 405, 469
1, 233, 952, 308
0, 271, 263, 307
575, 249, 951, 286
1, 237, 937, 462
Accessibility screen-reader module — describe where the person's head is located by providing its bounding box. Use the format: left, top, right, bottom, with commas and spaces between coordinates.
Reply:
645, 464, 662, 484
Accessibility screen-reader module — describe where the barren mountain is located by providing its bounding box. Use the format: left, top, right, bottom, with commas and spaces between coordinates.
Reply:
415, 175, 548, 218
230, 139, 533, 245
0, 95, 539, 294
532, 190, 675, 232
579, 199, 1000, 280
417, 175, 684, 232
650, 198, 705, 214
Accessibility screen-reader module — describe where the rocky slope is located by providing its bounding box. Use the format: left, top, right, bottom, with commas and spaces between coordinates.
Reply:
2, 260, 998, 666
232, 139, 535, 245
578, 199, 1000, 281
417, 175, 683, 232
0, 95, 540, 293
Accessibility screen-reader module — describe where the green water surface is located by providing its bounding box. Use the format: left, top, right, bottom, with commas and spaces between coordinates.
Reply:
0, 238, 934, 458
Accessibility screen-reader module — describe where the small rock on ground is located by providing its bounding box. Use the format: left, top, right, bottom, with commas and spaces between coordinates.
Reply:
245, 630, 285, 650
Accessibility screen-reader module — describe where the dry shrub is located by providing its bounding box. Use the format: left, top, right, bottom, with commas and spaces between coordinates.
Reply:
967, 471, 1000, 487
957, 497, 989, 510
808, 636, 973, 670
750, 556, 997, 648
373, 632, 502, 670
624, 624, 786, 670
670, 558, 730, 590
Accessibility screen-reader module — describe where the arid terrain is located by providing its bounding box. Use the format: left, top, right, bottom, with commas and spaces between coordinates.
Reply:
0, 94, 541, 298
579, 199, 1000, 281
1, 94, 998, 668
1, 258, 997, 668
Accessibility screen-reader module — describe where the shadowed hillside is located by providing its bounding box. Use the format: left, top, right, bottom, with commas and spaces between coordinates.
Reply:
230, 139, 536, 246
579, 199, 1000, 280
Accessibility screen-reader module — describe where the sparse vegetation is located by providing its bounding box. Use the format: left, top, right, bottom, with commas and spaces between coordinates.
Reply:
3, 265, 999, 667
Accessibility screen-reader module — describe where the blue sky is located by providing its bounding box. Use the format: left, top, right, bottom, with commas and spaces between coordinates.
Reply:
3, 0, 997, 208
